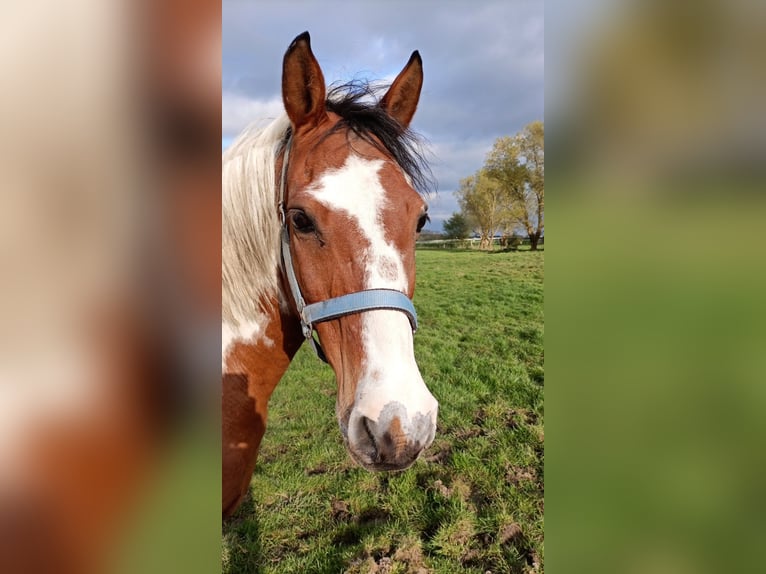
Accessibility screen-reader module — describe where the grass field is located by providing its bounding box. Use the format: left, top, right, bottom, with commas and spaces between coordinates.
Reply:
223, 249, 544, 573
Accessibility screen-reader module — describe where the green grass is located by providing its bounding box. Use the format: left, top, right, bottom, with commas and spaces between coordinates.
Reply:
223, 250, 544, 573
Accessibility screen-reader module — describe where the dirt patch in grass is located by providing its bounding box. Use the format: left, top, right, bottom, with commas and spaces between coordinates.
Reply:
256, 442, 290, 464
504, 407, 538, 428
472, 406, 489, 425
497, 521, 541, 573
330, 498, 351, 522
357, 507, 391, 526
499, 522, 523, 545
432, 477, 472, 503
423, 439, 452, 463
392, 535, 429, 573
345, 555, 394, 574
346, 535, 429, 574
528, 549, 542, 572
505, 464, 539, 487
432, 479, 451, 497
454, 426, 485, 441
306, 463, 328, 475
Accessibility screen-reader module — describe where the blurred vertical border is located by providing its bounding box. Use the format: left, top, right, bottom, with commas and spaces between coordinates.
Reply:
0, 1, 221, 573
547, 1, 766, 573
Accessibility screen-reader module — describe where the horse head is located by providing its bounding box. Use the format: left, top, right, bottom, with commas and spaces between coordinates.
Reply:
279, 32, 438, 471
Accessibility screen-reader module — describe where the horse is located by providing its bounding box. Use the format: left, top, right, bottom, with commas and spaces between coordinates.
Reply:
222, 32, 439, 517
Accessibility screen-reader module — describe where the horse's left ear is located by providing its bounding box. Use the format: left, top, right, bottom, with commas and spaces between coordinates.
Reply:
380, 51, 423, 129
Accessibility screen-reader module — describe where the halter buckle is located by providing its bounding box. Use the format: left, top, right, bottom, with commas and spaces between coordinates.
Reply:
299, 312, 313, 339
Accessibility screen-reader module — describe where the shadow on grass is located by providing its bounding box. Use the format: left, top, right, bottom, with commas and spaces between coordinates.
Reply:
332, 507, 392, 545
222, 492, 264, 574
223, 493, 382, 573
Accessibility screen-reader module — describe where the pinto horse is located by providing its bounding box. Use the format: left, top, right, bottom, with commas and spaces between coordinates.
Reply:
222, 32, 438, 517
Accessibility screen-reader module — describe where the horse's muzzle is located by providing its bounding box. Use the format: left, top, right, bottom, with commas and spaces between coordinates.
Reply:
344, 402, 437, 471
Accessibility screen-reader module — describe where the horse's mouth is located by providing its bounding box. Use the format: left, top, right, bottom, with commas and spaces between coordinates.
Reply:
344, 440, 421, 472
337, 399, 438, 472
341, 424, 428, 472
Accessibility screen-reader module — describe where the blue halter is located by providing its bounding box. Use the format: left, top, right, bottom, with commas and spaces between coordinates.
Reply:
277, 135, 418, 363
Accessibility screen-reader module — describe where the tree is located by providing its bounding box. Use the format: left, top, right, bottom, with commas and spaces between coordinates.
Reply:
442, 212, 469, 239
485, 121, 544, 250
456, 170, 506, 250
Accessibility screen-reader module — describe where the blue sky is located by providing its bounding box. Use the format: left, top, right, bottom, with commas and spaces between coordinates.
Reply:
223, 0, 543, 231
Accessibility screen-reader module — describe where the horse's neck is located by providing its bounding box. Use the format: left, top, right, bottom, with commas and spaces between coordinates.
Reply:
223, 298, 303, 394
222, 298, 302, 516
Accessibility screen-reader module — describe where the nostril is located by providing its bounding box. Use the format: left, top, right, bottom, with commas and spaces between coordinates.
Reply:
349, 415, 379, 463
361, 416, 378, 452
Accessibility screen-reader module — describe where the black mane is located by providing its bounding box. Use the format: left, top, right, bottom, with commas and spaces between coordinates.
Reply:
321, 80, 435, 195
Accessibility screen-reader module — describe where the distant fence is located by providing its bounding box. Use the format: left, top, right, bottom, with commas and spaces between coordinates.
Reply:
416, 237, 543, 250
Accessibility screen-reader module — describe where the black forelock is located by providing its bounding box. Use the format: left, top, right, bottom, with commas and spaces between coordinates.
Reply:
320, 80, 434, 195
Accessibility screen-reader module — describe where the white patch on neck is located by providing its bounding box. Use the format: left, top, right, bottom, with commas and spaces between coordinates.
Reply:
222, 313, 273, 371
309, 155, 436, 428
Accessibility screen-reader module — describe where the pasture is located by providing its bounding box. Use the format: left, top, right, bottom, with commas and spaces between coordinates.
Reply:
223, 249, 544, 573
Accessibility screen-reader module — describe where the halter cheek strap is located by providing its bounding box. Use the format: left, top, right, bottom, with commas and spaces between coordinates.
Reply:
277, 134, 418, 363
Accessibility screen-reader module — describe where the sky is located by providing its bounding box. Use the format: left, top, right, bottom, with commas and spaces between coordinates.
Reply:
222, 0, 543, 232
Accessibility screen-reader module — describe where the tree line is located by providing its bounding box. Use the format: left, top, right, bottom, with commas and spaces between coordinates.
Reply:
444, 121, 544, 250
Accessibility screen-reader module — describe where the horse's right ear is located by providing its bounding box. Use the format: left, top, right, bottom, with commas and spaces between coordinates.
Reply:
282, 31, 327, 133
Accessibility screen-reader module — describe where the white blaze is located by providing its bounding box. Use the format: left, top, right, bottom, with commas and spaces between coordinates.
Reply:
309, 155, 437, 430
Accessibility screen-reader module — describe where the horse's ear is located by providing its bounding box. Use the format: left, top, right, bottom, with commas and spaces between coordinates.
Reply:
282, 31, 327, 132
380, 51, 423, 129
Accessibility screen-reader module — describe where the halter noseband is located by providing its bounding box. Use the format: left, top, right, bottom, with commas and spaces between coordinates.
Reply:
277, 134, 418, 363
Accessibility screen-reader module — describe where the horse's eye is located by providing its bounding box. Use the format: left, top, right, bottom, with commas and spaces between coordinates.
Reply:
416, 213, 430, 233
291, 211, 316, 234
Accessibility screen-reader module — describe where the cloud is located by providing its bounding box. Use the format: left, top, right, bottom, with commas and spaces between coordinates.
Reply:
222, 0, 543, 230
222, 92, 283, 138
428, 138, 493, 190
